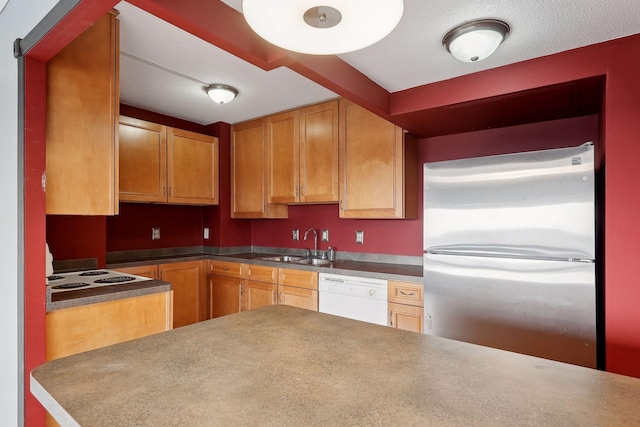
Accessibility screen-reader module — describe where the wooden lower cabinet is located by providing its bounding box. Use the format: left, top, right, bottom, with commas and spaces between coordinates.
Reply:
278, 285, 318, 311
159, 260, 206, 328
46, 292, 173, 360
244, 280, 277, 311
387, 280, 424, 333
209, 275, 243, 318
209, 262, 320, 317
113, 264, 159, 280
277, 268, 318, 311
388, 302, 424, 333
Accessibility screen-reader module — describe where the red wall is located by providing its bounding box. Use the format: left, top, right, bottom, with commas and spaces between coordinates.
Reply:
204, 122, 252, 248
23, 56, 48, 427
47, 216, 107, 266
106, 203, 204, 252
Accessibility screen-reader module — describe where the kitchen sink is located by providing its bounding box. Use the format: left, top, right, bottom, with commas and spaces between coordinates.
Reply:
256, 255, 332, 266
257, 255, 305, 263
292, 258, 332, 266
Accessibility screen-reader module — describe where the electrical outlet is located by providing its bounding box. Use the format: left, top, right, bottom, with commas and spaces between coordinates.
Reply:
152, 227, 161, 240
204, 227, 210, 239
322, 229, 329, 242
292, 229, 299, 241
355, 230, 364, 244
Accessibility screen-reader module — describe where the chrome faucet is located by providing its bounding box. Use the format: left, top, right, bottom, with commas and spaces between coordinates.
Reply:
303, 228, 318, 257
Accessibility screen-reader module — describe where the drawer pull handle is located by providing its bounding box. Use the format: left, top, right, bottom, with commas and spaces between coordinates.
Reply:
389, 310, 393, 327
399, 290, 416, 296
222, 267, 229, 271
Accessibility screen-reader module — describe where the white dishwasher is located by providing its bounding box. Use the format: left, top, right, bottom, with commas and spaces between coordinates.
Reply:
318, 273, 388, 326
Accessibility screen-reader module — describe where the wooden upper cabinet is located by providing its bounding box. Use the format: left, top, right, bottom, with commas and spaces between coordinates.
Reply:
168, 128, 219, 205
46, 11, 120, 215
231, 118, 288, 218
119, 117, 218, 205
267, 110, 300, 204
338, 99, 418, 219
299, 100, 339, 203
119, 116, 167, 202
267, 100, 339, 204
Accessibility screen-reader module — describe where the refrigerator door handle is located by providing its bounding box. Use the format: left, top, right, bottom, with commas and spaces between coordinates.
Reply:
425, 249, 594, 264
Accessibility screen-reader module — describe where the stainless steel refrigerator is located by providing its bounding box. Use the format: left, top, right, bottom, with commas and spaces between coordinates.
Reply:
423, 143, 596, 368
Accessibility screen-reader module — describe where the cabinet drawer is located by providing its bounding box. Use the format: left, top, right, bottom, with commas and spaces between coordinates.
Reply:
208, 260, 244, 278
245, 264, 277, 283
277, 285, 318, 311
278, 268, 318, 290
388, 280, 424, 307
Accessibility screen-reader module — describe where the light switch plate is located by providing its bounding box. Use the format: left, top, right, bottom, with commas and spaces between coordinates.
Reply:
292, 229, 299, 241
204, 227, 210, 239
355, 230, 364, 244
322, 229, 329, 242
152, 227, 161, 240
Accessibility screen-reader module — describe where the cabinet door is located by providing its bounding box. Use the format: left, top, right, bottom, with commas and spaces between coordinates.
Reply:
338, 99, 418, 218
159, 261, 204, 328
46, 11, 119, 215
243, 281, 276, 311
167, 128, 219, 205
210, 275, 243, 318
112, 264, 159, 280
388, 302, 424, 333
268, 110, 300, 203
299, 100, 339, 203
231, 119, 287, 218
119, 116, 167, 203
278, 284, 318, 311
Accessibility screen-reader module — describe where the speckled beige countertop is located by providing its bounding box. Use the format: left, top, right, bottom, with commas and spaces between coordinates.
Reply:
32, 305, 640, 426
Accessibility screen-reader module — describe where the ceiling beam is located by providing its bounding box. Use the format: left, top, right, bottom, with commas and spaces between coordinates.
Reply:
126, 0, 391, 118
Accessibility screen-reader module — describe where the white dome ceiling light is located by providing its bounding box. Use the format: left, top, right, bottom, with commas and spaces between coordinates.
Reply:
242, 0, 404, 55
443, 19, 510, 63
205, 84, 238, 104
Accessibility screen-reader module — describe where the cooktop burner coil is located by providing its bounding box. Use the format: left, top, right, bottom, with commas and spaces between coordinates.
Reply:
94, 276, 136, 284
52, 282, 91, 290
79, 270, 110, 277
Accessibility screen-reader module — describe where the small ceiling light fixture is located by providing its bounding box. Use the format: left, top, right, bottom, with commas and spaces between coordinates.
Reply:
443, 19, 510, 63
242, 0, 404, 55
205, 84, 238, 104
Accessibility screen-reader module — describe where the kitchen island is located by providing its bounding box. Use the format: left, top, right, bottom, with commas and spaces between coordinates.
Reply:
32, 305, 640, 426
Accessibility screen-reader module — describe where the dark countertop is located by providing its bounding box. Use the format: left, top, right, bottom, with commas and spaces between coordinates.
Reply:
32, 305, 640, 426
47, 280, 171, 312
108, 251, 424, 283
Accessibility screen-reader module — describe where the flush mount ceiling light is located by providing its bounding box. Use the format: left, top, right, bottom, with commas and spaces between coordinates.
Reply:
242, 0, 404, 55
205, 84, 238, 104
443, 19, 510, 63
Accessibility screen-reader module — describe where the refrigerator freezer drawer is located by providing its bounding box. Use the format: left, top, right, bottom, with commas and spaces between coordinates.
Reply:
423, 252, 596, 368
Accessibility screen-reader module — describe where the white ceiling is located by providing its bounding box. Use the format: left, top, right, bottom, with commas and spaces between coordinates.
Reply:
117, 0, 640, 126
